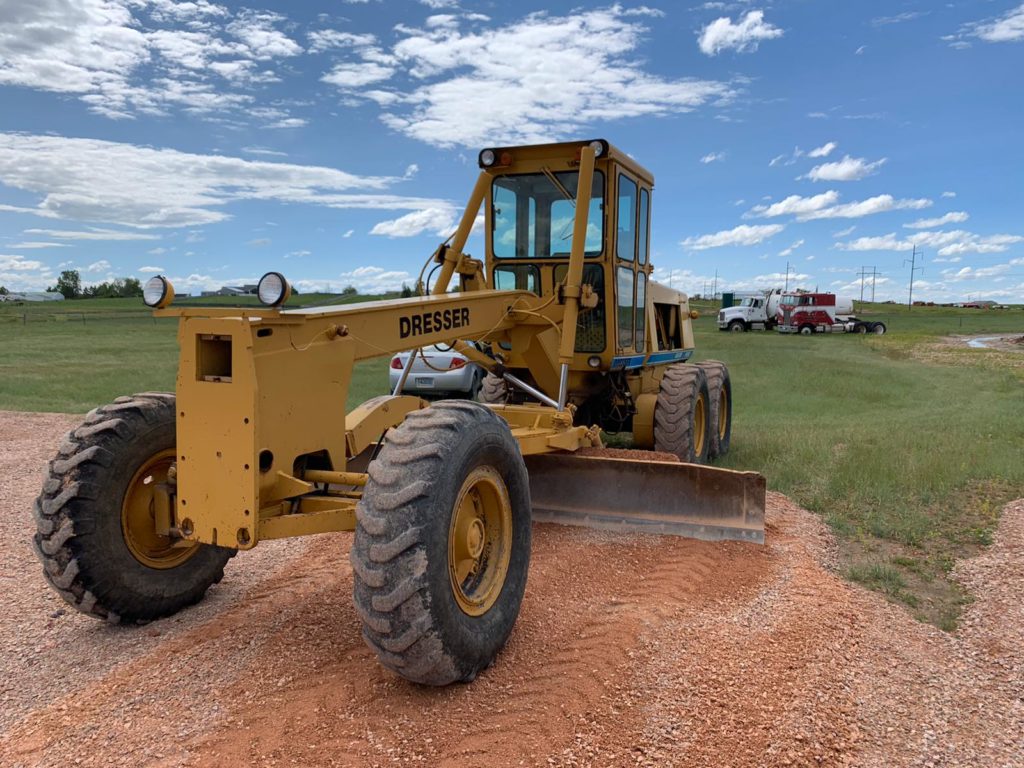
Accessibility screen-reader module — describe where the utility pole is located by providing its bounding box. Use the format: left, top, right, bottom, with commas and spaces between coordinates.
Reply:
784, 261, 793, 291
702, 279, 707, 299
904, 245, 923, 309
712, 269, 718, 299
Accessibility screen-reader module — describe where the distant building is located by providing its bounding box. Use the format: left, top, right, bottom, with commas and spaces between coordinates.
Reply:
0, 292, 65, 302
200, 285, 259, 297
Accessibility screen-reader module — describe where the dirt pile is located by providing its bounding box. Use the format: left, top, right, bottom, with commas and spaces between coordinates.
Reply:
1, 412, 1022, 767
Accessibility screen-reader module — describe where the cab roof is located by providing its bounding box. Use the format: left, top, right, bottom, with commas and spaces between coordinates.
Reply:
477, 139, 654, 186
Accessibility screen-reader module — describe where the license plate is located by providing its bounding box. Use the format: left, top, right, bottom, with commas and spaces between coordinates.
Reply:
415, 377, 434, 388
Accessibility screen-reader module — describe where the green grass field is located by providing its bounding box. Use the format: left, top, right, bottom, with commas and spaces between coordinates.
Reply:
2, 294, 1022, 628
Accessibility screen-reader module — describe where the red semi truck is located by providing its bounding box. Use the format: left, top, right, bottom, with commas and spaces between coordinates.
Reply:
776, 292, 886, 335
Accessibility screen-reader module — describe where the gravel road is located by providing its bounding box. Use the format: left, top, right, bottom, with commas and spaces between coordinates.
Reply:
1, 410, 1022, 767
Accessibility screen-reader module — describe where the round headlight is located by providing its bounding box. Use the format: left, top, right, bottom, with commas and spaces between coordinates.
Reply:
588, 140, 606, 158
142, 276, 174, 308
479, 149, 496, 167
587, 355, 602, 368
257, 271, 291, 307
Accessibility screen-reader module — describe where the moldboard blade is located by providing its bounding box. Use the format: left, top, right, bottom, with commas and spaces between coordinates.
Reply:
525, 453, 766, 544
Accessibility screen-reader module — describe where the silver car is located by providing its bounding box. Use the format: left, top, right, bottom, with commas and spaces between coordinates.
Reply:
388, 343, 485, 399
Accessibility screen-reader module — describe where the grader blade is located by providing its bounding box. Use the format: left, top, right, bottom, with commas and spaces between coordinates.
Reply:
525, 454, 766, 544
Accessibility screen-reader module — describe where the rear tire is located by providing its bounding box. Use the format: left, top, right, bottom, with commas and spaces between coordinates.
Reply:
654, 364, 711, 464
872, 322, 887, 335
351, 401, 531, 685
695, 361, 732, 459
854, 323, 868, 334
477, 372, 507, 404
32, 394, 233, 624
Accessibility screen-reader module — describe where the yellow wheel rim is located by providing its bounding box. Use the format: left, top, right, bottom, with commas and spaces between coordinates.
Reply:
448, 465, 513, 616
717, 387, 729, 442
694, 392, 707, 458
121, 448, 198, 569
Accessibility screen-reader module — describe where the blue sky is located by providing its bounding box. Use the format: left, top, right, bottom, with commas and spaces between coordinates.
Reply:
1, 0, 1022, 302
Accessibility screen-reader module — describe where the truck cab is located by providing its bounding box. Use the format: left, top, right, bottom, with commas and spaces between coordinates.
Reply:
717, 288, 781, 332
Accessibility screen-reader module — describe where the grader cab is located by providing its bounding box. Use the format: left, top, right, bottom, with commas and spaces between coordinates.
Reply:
33, 139, 765, 686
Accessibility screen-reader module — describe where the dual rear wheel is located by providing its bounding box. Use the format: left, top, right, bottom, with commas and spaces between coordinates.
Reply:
653, 361, 732, 463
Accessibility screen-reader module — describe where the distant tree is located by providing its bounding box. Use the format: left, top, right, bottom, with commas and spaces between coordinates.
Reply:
81, 277, 144, 299
400, 282, 413, 298
51, 270, 82, 299
341, 285, 358, 296
0, 285, 8, 295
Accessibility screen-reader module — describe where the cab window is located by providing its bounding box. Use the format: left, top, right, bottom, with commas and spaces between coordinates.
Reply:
617, 267, 634, 349
637, 187, 649, 266
554, 264, 606, 352
493, 264, 540, 294
635, 272, 646, 351
492, 171, 604, 259
617, 175, 637, 262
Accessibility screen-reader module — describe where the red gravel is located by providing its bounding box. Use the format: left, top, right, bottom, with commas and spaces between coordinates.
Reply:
1, 412, 1022, 767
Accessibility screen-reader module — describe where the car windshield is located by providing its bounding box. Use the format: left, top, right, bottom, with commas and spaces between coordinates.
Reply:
739, 298, 759, 307
491, 171, 605, 259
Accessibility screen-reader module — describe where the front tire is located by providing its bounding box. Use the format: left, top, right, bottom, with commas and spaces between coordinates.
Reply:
32, 394, 233, 624
728, 320, 746, 333
799, 325, 814, 335
351, 401, 531, 685
654, 364, 711, 464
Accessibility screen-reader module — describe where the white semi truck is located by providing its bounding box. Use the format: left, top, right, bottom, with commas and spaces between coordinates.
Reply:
717, 288, 784, 332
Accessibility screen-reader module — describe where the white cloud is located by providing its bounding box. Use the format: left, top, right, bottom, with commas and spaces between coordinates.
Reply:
0, 133, 449, 229
284, 250, 310, 259
803, 155, 886, 182
680, 223, 785, 250
321, 8, 732, 147
903, 212, 969, 229
86, 259, 111, 273
802, 195, 931, 221
807, 141, 837, 158
241, 146, 287, 157
338, 265, 416, 292
307, 29, 379, 53
138, 265, 164, 273
0, 253, 54, 290
748, 192, 933, 221
700, 152, 726, 164
0, 1, 303, 121
836, 230, 1024, 257
698, 10, 783, 56
322, 62, 396, 88
779, 239, 804, 257
7, 241, 71, 249
832, 225, 856, 238
969, 4, 1024, 43
22, 227, 161, 241
747, 190, 840, 218
941, 191, 956, 198
370, 206, 457, 238
855, 45, 866, 55
872, 12, 928, 26
247, 238, 270, 247
342, 229, 355, 238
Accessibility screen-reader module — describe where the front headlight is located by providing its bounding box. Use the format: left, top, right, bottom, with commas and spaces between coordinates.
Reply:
257, 272, 291, 307
142, 276, 175, 308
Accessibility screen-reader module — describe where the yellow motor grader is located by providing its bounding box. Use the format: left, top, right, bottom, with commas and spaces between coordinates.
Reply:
33, 139, 765, 685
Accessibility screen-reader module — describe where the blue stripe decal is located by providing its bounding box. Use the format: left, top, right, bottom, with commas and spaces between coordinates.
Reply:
610, 349, 692, 370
